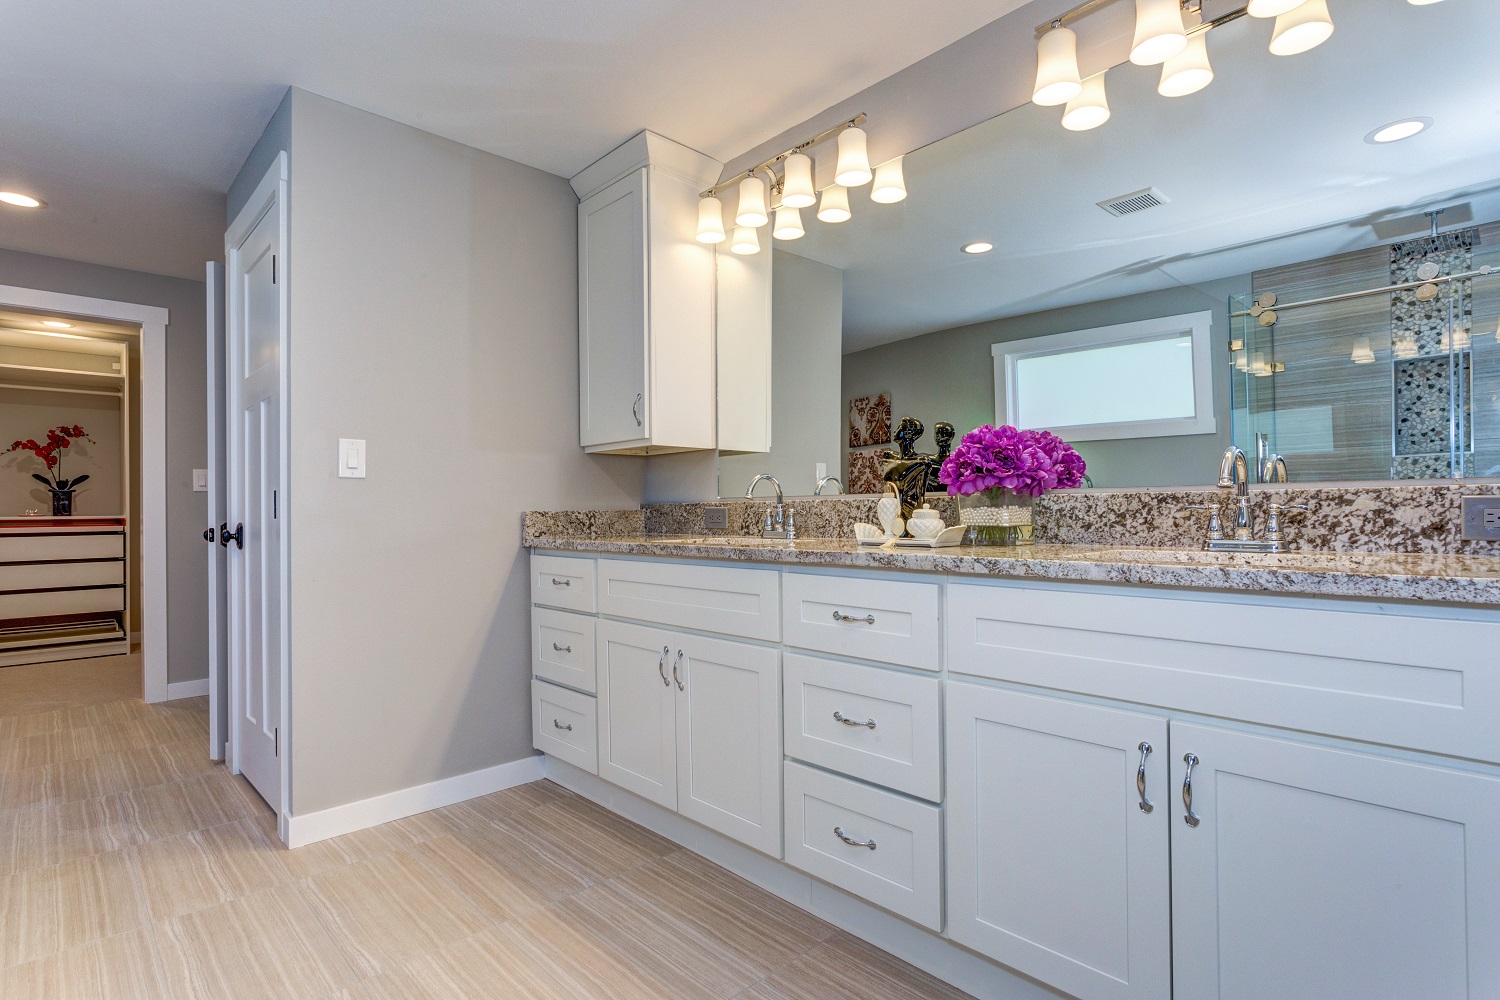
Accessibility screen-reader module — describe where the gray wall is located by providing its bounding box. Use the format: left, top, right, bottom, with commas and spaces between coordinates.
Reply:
285, 90, 644, 815
719, 251, 844, 497
0, 249, 208, 683
0, 389, 123, 513
842, 277, 1243, 489
228, 89, 292, 224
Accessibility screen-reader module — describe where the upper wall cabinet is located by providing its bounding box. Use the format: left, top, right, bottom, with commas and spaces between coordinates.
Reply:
572, 132, 724, 455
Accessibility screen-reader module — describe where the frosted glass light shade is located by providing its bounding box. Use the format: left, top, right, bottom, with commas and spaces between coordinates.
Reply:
1392, 337, 1419, 359
695, 196, 726, 244
1159, 29, 1213, 96
730, 225, 760, 255
1033, 26, 1084, 106
1246, 0, 1305, 16
772, 207, 805, 240
1130, 0, 1187, 66
835, 127, 872, 187
1062, 75, 1111, 131
736, 175, 768, 227
781, 153, 816, 209
1351, 336, 1375, 364
870, 157, 907, 204
1270, 0, 1334, 55
818, 184, 852, 223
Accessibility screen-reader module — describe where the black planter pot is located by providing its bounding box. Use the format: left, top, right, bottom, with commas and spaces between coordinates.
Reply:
51, 489, 74, 516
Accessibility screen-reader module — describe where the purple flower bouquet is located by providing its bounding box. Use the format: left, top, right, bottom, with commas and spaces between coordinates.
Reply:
937, 425, 1086, 544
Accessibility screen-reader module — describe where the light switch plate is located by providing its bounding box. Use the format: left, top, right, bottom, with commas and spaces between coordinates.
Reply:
338, 439, 367, 479
704, 507, 728, 532
192, 469, 208, 492
1461, 496, 1500, 540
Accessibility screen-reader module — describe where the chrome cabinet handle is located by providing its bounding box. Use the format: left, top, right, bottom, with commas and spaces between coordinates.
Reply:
832, 611, 876, 625
1136, 742, 1154, 814
658, 646, 670, 687
552, 643, 572, 653
632, 392, 643, 427
1182, 753, 1201, 827
673, 650, 685, 691
833, 711, 876, 730
552, 719, 572, 732
551, 578, 570, 587
834, 826, 876, 851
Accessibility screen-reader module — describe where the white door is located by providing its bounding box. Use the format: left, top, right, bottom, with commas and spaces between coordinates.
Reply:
1170, 722, 1500, 1000
674, 633, 781, 856
578, 167, 647, 448
946, 682, 1171, 1000
225, 163, 286, 813
205, 261, 228, 761
596, 619, 677, 809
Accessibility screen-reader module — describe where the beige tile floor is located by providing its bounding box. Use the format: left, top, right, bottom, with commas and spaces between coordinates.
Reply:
0, 652, 977, 999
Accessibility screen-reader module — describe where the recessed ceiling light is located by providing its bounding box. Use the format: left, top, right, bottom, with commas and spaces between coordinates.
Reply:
961, 241, 994, 255
41, 320, 73, 329
0, 192, 45, 208
1366, 117, 1433, 144
1407, 0, 1446, 5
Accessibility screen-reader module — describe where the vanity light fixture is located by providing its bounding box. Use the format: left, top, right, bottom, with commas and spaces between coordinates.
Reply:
730, 226, 761, 255
41, 320, 73, 329
1033, 25, 1084, 106
695, 196, 726, 244
961, 241, 995, 255
0, 191, 45, 208
1392, 336, 1419, 359
1159, 11, 1214, 96
817, 184, 852, 223
1063, 74, 1112, 131
736, 175, 769, 228
1269, 0, 1334, 56
1365, 117, 1432, 144
835, 127, 873, 187
1130, 0, 1188, 66
781, 153, 816, 209
1406, 0, 1445, 5
1245, 0, 1305, 16
1350, 336, 1375, 364
870, 157, 907, 204
772, 206, 805, 240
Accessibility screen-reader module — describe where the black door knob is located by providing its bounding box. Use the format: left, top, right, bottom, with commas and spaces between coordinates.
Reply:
203, 527, 216, 543
219, 522, 243, 550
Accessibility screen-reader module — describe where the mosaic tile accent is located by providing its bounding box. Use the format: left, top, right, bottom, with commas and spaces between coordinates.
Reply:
1394, 353, 1471, 456
1390, 228, 1475, 359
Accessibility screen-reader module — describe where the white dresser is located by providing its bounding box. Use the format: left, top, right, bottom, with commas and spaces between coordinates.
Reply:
0, 516, 128, 665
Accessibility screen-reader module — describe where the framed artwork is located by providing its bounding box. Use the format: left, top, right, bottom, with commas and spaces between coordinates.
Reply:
847, 449, 885, 495
849, 393, 892, 448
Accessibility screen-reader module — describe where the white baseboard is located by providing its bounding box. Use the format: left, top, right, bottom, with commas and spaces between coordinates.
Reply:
544, 758, 1052, 1000
165, 678, 209, 700
282, 754, 546, 849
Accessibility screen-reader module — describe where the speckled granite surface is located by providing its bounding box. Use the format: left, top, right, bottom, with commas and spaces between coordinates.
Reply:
527, 534, 1500, 606
522, 508, 644, 544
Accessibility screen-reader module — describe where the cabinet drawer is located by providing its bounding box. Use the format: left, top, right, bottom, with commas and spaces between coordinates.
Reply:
533, 608, 596, 693
782, 572, 939, 670
0, 533, 123, 562
783, 761, 942, 930
598, 558, 779, 641
783, 653, 941, 801
0, 587, 124, 620
0, 560, 123, 592
948, 582, 1500, 764
531, 554, 596, 613
532, 680, 598, 774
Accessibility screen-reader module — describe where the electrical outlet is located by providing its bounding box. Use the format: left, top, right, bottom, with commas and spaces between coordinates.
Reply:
704, 507, 728, 532
1461, 496, 1500, 540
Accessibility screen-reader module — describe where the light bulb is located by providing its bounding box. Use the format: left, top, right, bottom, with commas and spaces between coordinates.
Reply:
781, 152, 816, 209
1159, 24, 1213, 96
835, 127, 872, 187
1270, 0, 1334, 56
1246, 0, 1305, 15
1131, 0, 1187, 66
736, 175, 768, 228
772, 206, 805, 240
695, 196, 726, 244
817, 184, 852, 223
870, 157, 907, 204
1062, 74, 1111, 132
0, 192, 45, 208
1033, 26, 1084, 106
1351, 336, 1375, 364
730, 225, 760, 255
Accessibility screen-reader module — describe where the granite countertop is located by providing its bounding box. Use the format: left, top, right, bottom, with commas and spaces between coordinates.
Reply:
528, 533, 1500, 606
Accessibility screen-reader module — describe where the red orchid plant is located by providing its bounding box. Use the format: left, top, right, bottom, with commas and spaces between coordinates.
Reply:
6, 425, 94, 493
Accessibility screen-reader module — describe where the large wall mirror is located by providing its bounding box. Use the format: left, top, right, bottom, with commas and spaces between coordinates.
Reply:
716, 0, 1500, 498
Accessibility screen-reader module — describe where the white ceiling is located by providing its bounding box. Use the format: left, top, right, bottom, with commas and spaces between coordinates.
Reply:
773, 1, 1500, 353
0, 0, 1028, 281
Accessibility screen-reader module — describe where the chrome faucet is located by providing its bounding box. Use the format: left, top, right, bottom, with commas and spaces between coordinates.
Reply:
815, 476, 844, 496
1178, 446, 1306, 552
1261, 453, 1288, 484
746, 474, 795, 539
1218, 446, 1254, 541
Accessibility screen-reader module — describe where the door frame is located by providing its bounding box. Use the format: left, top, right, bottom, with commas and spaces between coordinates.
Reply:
205, 262, 228, 759
0, 282, 170, 701
224, 151, 292, 832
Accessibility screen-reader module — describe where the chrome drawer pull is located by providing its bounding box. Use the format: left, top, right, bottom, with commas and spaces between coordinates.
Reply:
673, 650, 685, 691
1136, 742, 1154, 814
832, 611, 876, 625
834, 826, 876, 851
1182, 753, 1201, 827
552, 643, 572, 654
658, 646, 670, 687
552, 719, 572, 732
551, 578, 571, 587
833, 711, 876, 730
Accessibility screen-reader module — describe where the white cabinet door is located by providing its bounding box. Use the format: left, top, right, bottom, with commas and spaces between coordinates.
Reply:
946, 682, 1171, 1000
1170, 723, 1500, 1000
595, 619, 677, 810
578, 168, 647, 449
674, 633, 782, 856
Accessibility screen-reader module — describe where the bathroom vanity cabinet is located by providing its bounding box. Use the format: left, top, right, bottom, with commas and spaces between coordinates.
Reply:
528, 546, 1500, 1000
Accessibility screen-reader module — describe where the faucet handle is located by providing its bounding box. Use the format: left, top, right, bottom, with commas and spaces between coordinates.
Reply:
1263, 503, 1308, 543
784, 506, 797, 539
1176, 504, 1225, 543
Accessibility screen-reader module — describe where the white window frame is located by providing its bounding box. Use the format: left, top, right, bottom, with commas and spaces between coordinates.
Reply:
992, 310, 1216, 441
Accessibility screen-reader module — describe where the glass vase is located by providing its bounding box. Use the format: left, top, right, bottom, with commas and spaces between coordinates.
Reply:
957, 488, 1034, 546
51, 490, 74, 516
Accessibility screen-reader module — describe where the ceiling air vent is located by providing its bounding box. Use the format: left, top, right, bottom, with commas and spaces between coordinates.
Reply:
1098, 187, 1170, 218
